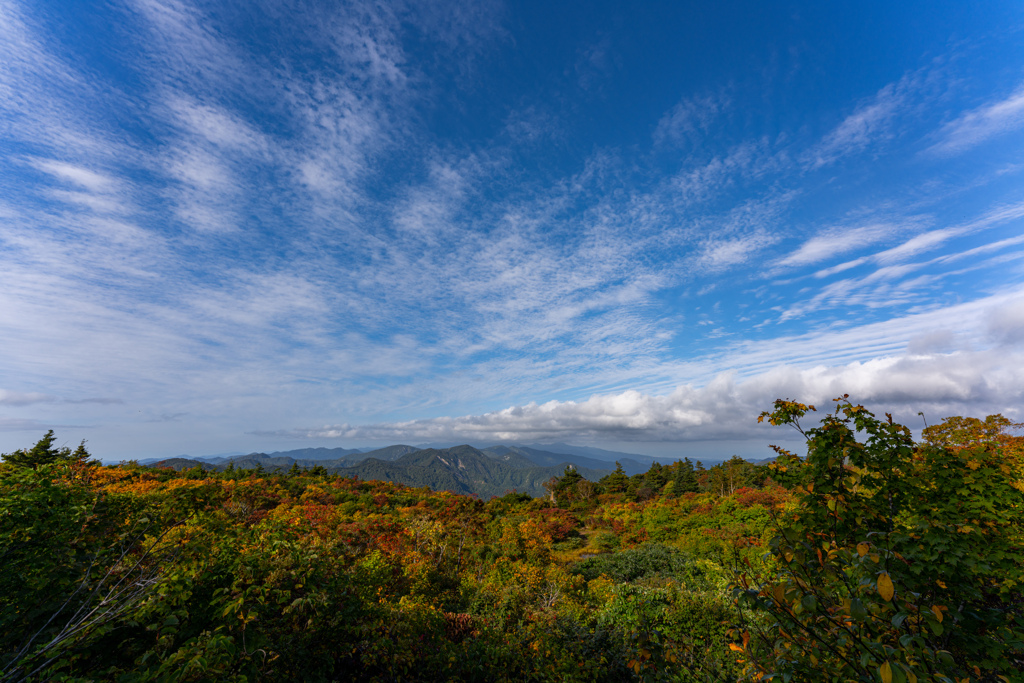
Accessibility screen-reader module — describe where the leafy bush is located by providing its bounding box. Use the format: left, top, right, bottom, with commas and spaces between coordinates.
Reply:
733, 398, 1024, 682
571, 543, 691, 583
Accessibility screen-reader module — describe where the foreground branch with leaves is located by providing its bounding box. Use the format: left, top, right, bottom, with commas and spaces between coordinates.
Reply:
732, 397, 1024, 682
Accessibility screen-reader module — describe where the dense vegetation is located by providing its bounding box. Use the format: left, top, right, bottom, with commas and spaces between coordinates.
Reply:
1, 400, 1021, 682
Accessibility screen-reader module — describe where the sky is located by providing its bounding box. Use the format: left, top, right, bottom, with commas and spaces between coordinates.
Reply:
2, 0, 1024, 461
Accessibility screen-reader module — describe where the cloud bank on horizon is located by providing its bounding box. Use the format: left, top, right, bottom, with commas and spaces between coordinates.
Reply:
1, 0, 1023, 458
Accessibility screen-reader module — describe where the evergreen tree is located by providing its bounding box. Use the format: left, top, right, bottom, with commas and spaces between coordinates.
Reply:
547, 465, 584, 505
672, 457, 699, 494
644, 462, 666, 491
600, 462, 629, 493
287, 462, 302, 477
624, 473, 645, 501
1, 430, 72, 469
69, 441, 94, 465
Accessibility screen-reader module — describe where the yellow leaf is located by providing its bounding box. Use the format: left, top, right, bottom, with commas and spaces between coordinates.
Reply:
966, 459, 981, 470
880, 661, 892, 683
857, 542, 869, 557
729, 643, 744, 652
907, 671, 917, 683
931, 605, 943, 623
936, 579, 947, 589
878, 573, 895, 601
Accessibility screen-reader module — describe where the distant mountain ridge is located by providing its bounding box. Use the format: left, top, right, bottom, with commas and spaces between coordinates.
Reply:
151, 444, 611, 498
144, 440, 735, 497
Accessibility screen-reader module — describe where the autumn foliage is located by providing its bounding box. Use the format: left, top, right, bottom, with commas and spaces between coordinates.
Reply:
1, 401, 1021, 682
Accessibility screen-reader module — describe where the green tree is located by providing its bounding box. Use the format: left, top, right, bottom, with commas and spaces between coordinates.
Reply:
672, 457, 699, 495
1, 430, 84, 469
545, 465, 585, 506
600, 462, 629, 493
732, 397, 1024, 682
644, 462, 667, 492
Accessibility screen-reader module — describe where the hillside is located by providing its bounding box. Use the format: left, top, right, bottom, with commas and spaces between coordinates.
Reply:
150, 457, 214, 471
341, 445, 611, 498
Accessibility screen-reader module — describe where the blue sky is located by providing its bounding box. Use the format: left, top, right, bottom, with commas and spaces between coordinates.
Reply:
2, 0, 1023, 460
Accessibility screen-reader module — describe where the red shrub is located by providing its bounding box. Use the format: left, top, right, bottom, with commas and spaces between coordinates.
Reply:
734, 486, 785, 508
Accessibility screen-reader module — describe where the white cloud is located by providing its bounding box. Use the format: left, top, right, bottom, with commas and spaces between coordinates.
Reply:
264, 288, 1024, 443
0, 390, 56, 406
31, 159, 116, 192
806, 82, 905, 168
699, 232, 775, 271
654, 91, 729, 148
1, 1, 1022, 460
266, 345, 1024, 444
165, 97, 269, 154
927, 83, 1024, 156
777, 223, 898, 269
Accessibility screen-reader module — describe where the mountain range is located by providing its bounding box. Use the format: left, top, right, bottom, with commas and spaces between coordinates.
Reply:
145, 443, 634, 498
141, 442, 725, 498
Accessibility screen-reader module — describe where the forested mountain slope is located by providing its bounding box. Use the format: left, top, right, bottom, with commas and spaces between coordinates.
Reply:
343, 445, 611, 498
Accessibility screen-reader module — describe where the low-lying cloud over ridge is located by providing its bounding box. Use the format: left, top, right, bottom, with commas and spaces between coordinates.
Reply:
261, 347, 1023, 444
261, 289, 1024, 445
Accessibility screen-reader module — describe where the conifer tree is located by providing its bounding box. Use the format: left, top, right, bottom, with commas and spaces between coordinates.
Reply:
672, 457, 699, 494
1, 430, 72, 469
601, 461, 629, 493
69, 441, 94, 465
644, 462, 666, 491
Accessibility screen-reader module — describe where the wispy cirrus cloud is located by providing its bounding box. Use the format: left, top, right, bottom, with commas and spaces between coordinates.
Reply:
805, 82, 907, 168
926, 83, 1024, 156
775, 223, 900, 269
810, 200, 1024, 280
654, 91, 731, 148
804, 66, 949, 169
1, 2, 1023, 458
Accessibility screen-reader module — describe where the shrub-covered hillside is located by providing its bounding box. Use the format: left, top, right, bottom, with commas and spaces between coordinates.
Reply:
1, 399, 1021, 682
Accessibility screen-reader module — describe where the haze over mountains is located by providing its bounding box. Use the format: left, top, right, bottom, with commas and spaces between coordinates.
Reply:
143, 443, 706, 498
